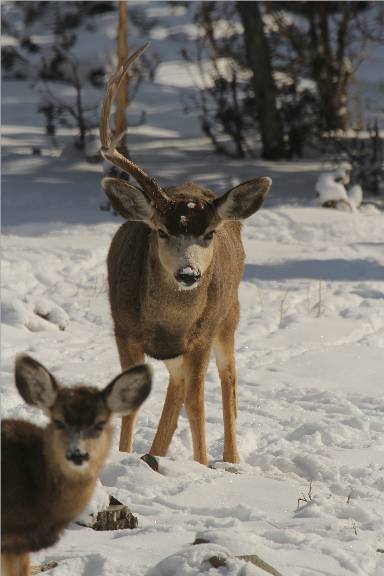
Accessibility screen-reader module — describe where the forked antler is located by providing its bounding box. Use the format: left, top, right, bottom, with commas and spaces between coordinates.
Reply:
100, 42, 169, 207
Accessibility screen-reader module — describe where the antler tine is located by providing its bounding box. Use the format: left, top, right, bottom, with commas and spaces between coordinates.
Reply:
99, 68, 120, 149
100, 42, 149, 150
100, 42, 169, 207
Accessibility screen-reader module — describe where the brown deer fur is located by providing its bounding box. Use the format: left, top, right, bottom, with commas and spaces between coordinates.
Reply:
2, 418, 110, 555
107, 180, 271, 465
1, 355, 151, 576
100, 45, 272, 466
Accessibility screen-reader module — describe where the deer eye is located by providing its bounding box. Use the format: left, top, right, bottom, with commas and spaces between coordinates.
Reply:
204, 231, 215, 241
94, 421, 106, 432
54, 419, 66, 430
158, 229, 169, 239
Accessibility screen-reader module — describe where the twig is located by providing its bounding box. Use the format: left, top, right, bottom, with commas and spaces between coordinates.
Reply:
351, 519, 358, 536
297, 481, 313, 509
317, 279, 323, 318
256, 285, 264, 310
306, 284, 311, 315
279, 290, 290, 326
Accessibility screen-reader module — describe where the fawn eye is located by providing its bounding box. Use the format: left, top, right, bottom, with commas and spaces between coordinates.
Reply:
94, 421, 106, 432
204, 231, 215, 241
54, 420, 66, 430
158, 229, 169, 239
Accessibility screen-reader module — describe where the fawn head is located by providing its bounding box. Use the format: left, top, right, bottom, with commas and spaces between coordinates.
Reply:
15, 354, 152, 473
100, 44, 272, 290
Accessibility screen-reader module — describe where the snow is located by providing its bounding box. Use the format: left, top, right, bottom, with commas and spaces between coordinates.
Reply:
180, 266, 196, 276
315, 171, 351, 203
2, 3, 384, 576
348, 185, 364, 209
146, 543, 271, 576
315, 166, 368, 212
76, 480, 110, 528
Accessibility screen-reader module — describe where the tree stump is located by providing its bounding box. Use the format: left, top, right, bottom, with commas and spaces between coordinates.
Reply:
91, 496, 138, 530
77, 496, 138, 531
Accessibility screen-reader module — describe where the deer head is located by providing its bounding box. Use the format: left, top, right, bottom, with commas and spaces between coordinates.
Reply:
15, 354, 152, 473
100, 44, 272, 289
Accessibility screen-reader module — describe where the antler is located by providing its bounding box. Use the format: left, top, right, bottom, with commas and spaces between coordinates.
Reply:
100, 43, 169, 208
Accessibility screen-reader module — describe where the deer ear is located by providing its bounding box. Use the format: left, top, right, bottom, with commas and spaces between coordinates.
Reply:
215, 177, 271, 220
102, 177, 154, 221
15, 354, 58, 411
103, 364, 152, 415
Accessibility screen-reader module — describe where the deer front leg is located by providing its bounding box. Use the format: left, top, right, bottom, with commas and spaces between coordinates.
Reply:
20, 554, 30, 576
184, 347, 211, 465
116, 336, 145, 452
2, 552, 30, 576
214, 329, 240, 464
149, 357, 185, 457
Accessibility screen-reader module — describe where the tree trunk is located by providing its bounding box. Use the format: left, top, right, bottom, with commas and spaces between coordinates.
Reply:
237, 1, 285, 159
309, 3, 352, 132
115, 0, 128, 154
312, 59, 351, 134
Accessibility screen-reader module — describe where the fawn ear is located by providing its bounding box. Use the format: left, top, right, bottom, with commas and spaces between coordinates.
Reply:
15, 354, 58, 411
102, 177, 154, 222
103, 364, 152, 415
215, 177, 271, 220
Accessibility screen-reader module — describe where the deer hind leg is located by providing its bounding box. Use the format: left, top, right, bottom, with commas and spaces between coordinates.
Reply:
115, 335, 145, 452
2, 553, 30, 576
149, 357, 185, 457
183, 347, 211, 465
214, 315, 240, 464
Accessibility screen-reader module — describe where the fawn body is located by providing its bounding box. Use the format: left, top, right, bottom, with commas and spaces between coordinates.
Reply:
101, 45, 272, 465
1, 354, 151, 576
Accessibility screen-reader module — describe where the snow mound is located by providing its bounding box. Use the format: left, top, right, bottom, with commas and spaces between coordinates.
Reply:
348, 184, 363, 208
76, 480, 110, 527
314, 166, 379, 214
315, 172, 352, 207
34, 298, 70, 331
1, 293, 69, 332
145, 543, 269, 576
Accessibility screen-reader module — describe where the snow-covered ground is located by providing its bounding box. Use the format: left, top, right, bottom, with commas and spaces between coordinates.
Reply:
2, 4, 384, 576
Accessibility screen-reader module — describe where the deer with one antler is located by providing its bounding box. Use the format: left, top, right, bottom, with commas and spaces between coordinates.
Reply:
100, 44, 272, 465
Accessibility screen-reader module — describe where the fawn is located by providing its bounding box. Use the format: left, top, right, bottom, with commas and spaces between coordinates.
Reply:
1, 354, 152, 576
100, 44, 272, 464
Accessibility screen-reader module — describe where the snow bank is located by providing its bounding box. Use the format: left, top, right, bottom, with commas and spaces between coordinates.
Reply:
146, 543, 270, 576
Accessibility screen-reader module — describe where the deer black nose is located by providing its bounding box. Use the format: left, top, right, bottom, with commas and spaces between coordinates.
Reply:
66, 448, 89, 466
175, 267, 201, 286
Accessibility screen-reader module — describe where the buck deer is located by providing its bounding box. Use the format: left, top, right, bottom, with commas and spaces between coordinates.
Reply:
1, 354, 151, 576
101, 45, 272, 466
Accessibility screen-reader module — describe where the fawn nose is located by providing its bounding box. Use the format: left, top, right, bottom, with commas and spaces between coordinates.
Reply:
66, 448, 89, 466
175, 267, 201, 287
